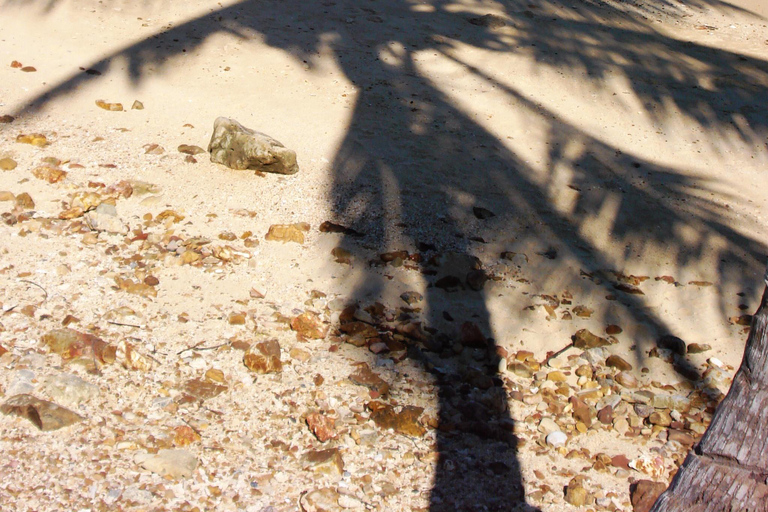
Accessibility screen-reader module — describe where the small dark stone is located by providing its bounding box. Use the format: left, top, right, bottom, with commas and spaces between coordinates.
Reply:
630, 480, 667, 512
658, 335, 686, 355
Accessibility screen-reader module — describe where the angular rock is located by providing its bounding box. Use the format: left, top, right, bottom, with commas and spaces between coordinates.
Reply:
134, 449, 197, 479
572, 329, 611, 349
615, 371, 638, 388
302, 448, 344, 480
569, 396, 592, 427
300, 488, 342, 512
459, 321, 487, 348
85, 203, 128, 234
1, 394, 84, 430
15, 192, 35, 210
687, 343, 711, 354
41, 373, 98, 405
606, 354, 633, 371
306, 412, 337, 442
339, 321, 378, 339
178, 144, 205, 155
0, 157, 18, 171
243, 339, 282, 374
565, 485, 588, 506
400, 291, 423, 305
291, 312, 329, 339
369, 403, 426, 437
208, 117, 298, 174
42, 328, 116, 368
265, 223, 309, 244
630, 480, 667, 512
349, 364, 389, 396
546, 430, 567, 447
183, 378, 227, 401
657, 334, 686, 355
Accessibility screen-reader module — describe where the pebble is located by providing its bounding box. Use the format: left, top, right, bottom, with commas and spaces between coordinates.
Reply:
615, 371, 638, 388
42, 373, 98, 405
85, 203, 128, 234
265, 223, 309, 244
303, 448, 345, 480
538, 417, 560, 435
0, 157, 17, 170
605, 354, 632, 371
134, 449, 197, 479
1, 394, 84, 430
687, 343, 712, 354
291, 312, 329, 339
572, 329, 611, 349
545, 430, 567, 448
243, 339, 282, 374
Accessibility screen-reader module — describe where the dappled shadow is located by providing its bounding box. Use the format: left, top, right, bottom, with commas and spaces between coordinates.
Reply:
5, 0, 768, 508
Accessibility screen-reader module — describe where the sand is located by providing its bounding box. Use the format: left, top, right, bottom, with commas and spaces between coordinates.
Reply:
1, 0, 767, 510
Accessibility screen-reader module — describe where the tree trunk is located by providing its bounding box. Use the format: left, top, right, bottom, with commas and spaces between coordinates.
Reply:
651, 273, 768, 511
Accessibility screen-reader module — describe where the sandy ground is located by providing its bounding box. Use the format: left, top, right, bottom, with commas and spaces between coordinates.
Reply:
0, 0, 767, 511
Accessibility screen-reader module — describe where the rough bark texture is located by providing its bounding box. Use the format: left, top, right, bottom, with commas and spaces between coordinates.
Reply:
651, 280, 768, 511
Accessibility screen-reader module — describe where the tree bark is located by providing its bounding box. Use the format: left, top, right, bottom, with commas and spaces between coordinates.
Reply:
651, 273, 768, 511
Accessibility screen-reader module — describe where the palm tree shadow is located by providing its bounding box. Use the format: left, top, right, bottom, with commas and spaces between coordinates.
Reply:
6, 0, 768, 508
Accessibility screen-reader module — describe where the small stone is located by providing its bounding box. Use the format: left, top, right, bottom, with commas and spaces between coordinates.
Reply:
508, 361, 533, 378
613, 418, 630, 435
0, 157, 17, 170
173, 425, 201, 447
472, 206, 495, 219
369, 403, 426, 437
648, 410, 672, 426
95, 99, 123, 111
143, 143, 165, 155
183, 378, 227, 401
569, 396, 592, 427
32, 165, 67, 183
16, 133, 48, 146
85, 203, 128, 234
572, 329, 611, 349
606, 354, 633, 371
300, 488, 341, 512
572, 306, 593, 318
0, 191, 14, 201
302, 448, 344, 480
667, 429, 695, 447
21, 66, 36, 72
265, 223, 308, 244
306, 412, 337, 442
290, 347, 311, 362
657, 334, 686, 355
538, 417, 560, 435
687, 343, 711, 354
42, 328, 116, 368
228, 312, 246, 325
466, 269, 487, 291
291, 312, 329, 339
331, 247, 352, 264
546, 430, 567, 448
0, 115, 14, 123
243, 339, 282, 374
339, 321, 378, 339
41, 373, 98, 405
564, 485, 588, 506
131, 100, 144, 110
134, 449, 197, 479
15, 192, 35, 210
177, 144, 205, 155
597, 405, 613, 424
459, 321, 487, 348
630, 480, 667, 512
546, 371, 567, 382
610, 454, 630, 469
651, 393, 690, 412
1, 394, 84, 430
615, 371, 638, 388
349, 364, 389, 396
605, 324, 623, 335
400, 291, 423, 305
208, 117, 298, 174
